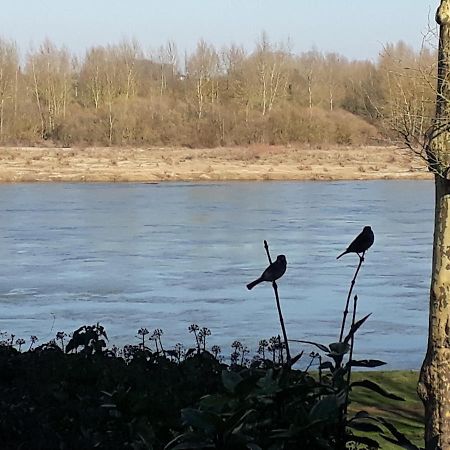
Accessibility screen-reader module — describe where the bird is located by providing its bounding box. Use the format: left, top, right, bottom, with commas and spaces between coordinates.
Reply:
336, 226, 374, 259
247, 255, 287, 290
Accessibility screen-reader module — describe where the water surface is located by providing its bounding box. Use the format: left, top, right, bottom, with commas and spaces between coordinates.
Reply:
0, 181, 433, 368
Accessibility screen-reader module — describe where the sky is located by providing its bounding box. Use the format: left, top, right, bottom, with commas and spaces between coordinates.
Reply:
0, 0, 440, 61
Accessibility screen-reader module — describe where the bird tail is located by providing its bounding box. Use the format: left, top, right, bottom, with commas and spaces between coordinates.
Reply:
336, 250, 347, 260
247, 277, 263, 290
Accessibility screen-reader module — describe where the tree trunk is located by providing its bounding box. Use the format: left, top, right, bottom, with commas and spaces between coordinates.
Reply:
418, 2, 450, 448
0, 98, 4, 141
31, 60, 45, 139
108, 101, 113, 146
419, 176, 450, 449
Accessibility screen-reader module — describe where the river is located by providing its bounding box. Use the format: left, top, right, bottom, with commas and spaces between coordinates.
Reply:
0, 181, 433, 369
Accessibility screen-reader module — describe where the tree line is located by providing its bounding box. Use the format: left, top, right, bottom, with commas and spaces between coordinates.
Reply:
0, 35, 436, 148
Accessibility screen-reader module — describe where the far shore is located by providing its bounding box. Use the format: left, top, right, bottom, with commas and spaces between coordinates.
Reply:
0, 145, 431, 183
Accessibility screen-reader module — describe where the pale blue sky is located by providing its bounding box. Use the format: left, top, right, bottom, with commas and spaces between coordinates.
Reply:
0, 0, 440, 60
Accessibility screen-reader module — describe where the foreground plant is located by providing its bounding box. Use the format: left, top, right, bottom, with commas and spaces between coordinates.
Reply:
65, 323, 108, 354
0, 314, 422, 450
288, 243, 422, 449
246, 240, 307, 367
0, 234, 423, 449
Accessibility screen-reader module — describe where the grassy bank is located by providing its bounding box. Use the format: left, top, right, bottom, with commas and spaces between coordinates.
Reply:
351, 371, 424, 448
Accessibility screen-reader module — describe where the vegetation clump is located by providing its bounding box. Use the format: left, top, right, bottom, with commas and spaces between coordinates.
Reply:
0, 240, 425, 449
0, 37, 434, 148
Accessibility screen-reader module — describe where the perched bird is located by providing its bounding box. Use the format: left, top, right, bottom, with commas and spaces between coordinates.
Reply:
247, 255, 287, 290
336, 226, 374, 259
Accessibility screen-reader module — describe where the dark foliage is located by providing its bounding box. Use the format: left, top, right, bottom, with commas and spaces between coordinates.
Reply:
0, 340, 225, 449
0, 241, 423, 449
0, 321, 420, 450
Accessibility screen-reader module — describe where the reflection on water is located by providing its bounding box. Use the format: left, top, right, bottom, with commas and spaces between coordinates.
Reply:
0, 181, 433, 368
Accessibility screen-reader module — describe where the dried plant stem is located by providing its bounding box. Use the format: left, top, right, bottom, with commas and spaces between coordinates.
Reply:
344, 295, 358, 417
263, 240, 273, 265
339, 253, 364, 342
337, 294, 359, 450
264, 240, 291, 363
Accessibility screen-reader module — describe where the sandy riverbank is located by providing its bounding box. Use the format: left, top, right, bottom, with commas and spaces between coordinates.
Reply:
0, 145, 431, 182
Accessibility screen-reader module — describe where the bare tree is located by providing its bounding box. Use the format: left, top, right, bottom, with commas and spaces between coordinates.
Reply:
378, 41, 435, 155
254, 32, 289, 115
77, 41, 142, 144
156, 40, 178, 96
0, 39, 19, 141
186, 39, 219, 119
26, 40, 72, 139
299, 50, 321, 111
220, 44, 247, 119
79, 47, 106, 109
321, 53, 347, 111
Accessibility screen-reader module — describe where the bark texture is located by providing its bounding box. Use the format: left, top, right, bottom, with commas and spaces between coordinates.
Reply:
418, 2, 450, 448
419, 177, 450, 449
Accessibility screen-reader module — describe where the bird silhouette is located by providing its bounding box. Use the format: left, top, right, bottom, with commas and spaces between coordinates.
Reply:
247, 255, 287, 290
336, 226, 374, 259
